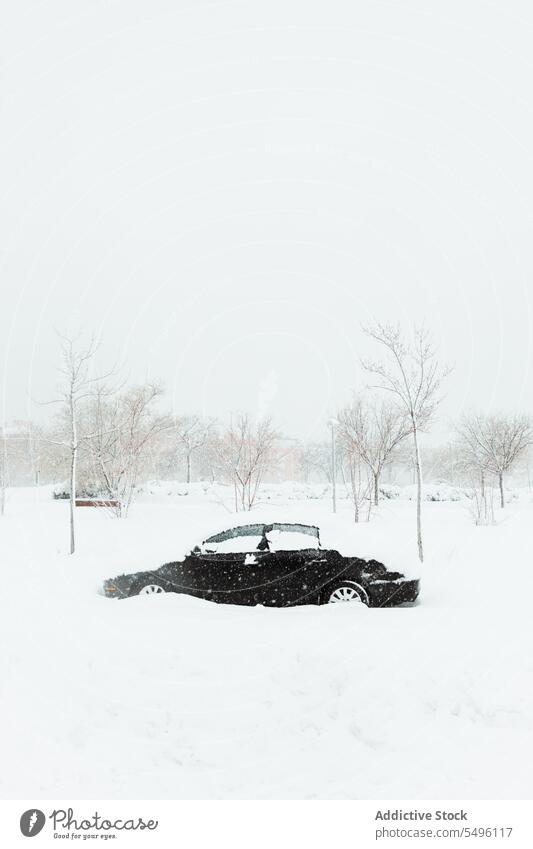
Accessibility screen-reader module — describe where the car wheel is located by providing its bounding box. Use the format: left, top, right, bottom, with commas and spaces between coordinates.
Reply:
137, 583, 166, 596
326, 582, 368, 605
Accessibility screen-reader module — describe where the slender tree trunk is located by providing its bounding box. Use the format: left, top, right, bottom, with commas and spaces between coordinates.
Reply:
349, 462, 359, 523
498, 472, 504, 509
412, 419, 424, 563
186, 452, 191, 484
366, 487, 373, 521
340, 463, 348, 492
69, 445, 77, 554
69, 396, 77, 554
373, 471, 379, 506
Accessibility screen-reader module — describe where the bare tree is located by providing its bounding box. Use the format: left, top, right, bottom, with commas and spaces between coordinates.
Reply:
467, 467, 495, 525
296, 441, 334, 483
338, 442, 372, 522
472, 477, 495, 524
82, 383, 171, 517
173, 414, 217, 484
337, 394, 410, 505
214, 414, 279, 511
455, 413, 533, 508
362, 323, 449, 562
422, 440, 462, 487
44, 333, 108, 553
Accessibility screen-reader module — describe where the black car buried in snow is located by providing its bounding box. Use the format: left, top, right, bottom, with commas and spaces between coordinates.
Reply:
102, 522, 419, 607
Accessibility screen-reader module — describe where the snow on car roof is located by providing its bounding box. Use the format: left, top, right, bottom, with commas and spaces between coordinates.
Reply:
203, 522, 319, 544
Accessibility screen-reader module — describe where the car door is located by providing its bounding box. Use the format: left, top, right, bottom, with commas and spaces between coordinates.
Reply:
242, 548, 305, 607
207, 526, 323, 607
263, 524, 329, 605
186, 524, 273, 605
297, 549, 337, 600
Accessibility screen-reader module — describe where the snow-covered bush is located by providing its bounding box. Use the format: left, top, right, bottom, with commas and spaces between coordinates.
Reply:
52, 483, 69, 500
379, 484, 401, 500
402, 484, 463, 502
52, 480, 113, 501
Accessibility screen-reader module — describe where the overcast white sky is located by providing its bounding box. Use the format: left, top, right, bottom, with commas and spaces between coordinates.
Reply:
1, 1, 532, 440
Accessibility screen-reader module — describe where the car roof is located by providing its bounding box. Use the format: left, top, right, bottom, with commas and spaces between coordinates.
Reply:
203, 522, 320, 543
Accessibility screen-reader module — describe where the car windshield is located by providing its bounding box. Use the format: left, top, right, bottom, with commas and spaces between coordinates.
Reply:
201, 524, 266, 554
265, 523, 320, 552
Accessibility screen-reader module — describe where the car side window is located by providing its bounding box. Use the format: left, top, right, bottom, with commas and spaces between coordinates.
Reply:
201, 524, 266, 554
266, 524, 320, 552
203, 535, 265, 554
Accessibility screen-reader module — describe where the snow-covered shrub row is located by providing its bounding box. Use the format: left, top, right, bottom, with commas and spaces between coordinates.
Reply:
135, 480, 201, 498
383, 483, 525, 503
401, 484, 463, 502
257, 482, 331, 501
52, 481, 112, 500
133, 480, 463, 503
52, 479, 529, 505
462, 486, 520, 504
133, 480, 334, 502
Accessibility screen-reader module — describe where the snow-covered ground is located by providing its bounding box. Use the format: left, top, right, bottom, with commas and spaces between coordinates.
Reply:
1, 484, 532, 799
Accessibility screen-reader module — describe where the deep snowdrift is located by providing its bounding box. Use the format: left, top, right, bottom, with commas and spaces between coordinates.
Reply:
1, 485, 532, 799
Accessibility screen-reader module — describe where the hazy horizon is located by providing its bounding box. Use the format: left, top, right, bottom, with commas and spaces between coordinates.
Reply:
2, 1, 532, 440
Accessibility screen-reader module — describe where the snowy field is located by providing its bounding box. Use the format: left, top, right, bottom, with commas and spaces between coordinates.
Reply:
1, 484, 532, 799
